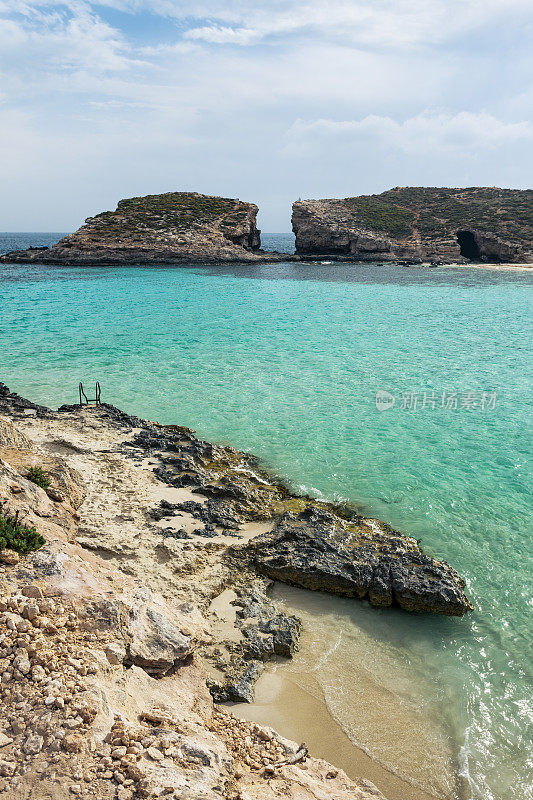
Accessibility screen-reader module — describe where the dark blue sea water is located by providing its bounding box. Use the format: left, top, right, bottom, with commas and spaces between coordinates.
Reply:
0, 232, 531, 800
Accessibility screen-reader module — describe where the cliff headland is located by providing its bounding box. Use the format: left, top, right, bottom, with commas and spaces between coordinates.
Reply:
292, 187, 533, 264
0, 193, 285, 266
0, 383, 472, 799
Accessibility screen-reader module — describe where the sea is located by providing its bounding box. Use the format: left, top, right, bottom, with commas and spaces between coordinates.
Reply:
0, 231, 531, 800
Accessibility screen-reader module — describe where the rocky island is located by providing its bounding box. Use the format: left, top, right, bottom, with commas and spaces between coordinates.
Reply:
292, 187, 533, 263
0, 383, 472, 799
2, 186, 531, 267
0, 192, 285, 266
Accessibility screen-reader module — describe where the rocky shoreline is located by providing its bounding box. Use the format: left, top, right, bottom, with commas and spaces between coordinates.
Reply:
0, 383, 472, 799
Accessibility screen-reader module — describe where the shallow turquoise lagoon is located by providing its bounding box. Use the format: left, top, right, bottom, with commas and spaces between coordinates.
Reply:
0, 234, 531, 799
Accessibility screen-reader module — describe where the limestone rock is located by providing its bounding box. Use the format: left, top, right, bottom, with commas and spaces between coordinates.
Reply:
23, 734, 44, 755
0, 549, 19, 565
126, 599, 194, 675
0, 192, 291, 266
104, 642, 126, 665
292, 187, 533, 264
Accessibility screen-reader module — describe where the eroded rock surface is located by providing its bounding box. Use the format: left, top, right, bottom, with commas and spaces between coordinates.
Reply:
0, 394, 388, 800
292, 187, 533, 263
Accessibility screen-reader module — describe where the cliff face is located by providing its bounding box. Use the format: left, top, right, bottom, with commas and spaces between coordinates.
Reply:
292, 187, 533, 263
1, 192, 268, 265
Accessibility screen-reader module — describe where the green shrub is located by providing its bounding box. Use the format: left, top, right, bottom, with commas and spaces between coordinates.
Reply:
26, 466, 51, 489
0, 503, 45, 553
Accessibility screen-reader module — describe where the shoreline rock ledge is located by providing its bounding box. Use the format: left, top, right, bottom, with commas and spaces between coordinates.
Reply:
0, 191, 289, 266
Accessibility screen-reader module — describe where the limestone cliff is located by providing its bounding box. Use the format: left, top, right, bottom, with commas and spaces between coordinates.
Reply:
0, 192, 278, 266
292, 187, 533, 263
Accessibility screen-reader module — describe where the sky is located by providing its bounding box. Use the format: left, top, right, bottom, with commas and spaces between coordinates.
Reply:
0, 0, 532, 232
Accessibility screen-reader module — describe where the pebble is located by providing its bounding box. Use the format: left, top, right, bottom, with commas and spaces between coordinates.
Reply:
146, 746, 164, 761
21, 586, 43, 600
62, 733, 84, 753
22, 734, 44, 755
0, 551, 19, 565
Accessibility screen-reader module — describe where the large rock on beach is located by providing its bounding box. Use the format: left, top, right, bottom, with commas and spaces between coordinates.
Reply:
250, 512, 473, 615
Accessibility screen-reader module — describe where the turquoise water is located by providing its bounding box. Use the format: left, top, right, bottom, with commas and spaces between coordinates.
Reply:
1, 233, 532, 799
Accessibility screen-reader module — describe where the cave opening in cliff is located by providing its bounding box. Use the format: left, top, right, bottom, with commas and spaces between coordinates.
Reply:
457, 230, 481, 260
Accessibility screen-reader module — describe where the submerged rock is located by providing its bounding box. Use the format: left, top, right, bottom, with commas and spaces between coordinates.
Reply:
249, 513, 473, 616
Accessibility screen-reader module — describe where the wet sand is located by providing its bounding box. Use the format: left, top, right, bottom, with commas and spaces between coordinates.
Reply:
232, 583, 464, 800
232, 670, 442, 800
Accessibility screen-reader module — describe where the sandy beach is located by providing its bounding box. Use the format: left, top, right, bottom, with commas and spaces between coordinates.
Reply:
232, 583, 466, 800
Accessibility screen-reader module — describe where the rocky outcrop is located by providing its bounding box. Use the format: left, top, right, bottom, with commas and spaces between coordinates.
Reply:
250, 512, 471, 616
0, 380, 473, 742
0, 192, 287, 266
292, 187, 533, 264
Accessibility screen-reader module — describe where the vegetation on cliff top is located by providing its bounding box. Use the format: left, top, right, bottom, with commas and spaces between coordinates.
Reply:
78, 192, 249, 244
342, 196, 415, 238
344, 187, 533, 242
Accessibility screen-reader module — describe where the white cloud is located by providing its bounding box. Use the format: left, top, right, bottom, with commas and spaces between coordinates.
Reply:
0, 0, 531, 228
184, 26, 259, 45
285, 112, 533, 157
119, 0, 533, 50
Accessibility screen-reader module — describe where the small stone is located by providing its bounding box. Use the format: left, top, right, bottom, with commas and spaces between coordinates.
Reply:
13, 655, 31, 675
11, 719, 26, 735
0, 550, 19, 565
69, 784, 82, 794
22, 586, 43, 600
104, 643, 125, 666
22, 604, 39, 621
31, 665, 46, 682
46, 487, 64, 502
0, 734, 13, 747
62, 734, 84, 753
111, 747, 127, 759
146, 746, 164, 761
0, 760, 15, 777
44, 621, 59, 635
23, 734, 44, 755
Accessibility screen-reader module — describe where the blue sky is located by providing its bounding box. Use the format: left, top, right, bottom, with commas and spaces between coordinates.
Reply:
1, 0, 532, 231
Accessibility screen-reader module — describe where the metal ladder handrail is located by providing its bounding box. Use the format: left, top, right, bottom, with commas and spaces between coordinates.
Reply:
79, 381, 101, 406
